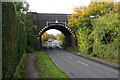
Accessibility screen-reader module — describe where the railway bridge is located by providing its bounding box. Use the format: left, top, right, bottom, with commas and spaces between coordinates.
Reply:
30, 12, 77, 50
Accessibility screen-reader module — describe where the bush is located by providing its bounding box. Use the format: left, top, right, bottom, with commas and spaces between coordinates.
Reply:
68, 2, 119, 63
26, 46, 34, 53
92, 13, 119, 62
14, 53, 27, 78
68, 46, 80, 52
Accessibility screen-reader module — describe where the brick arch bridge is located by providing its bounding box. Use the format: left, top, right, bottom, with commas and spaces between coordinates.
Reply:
30, 12, 77, 50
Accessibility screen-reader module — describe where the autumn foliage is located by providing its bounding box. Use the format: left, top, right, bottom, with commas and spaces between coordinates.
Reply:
68, 1, 119, 63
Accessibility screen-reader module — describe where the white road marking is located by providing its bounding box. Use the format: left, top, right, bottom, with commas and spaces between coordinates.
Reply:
51, 58, 55, 62
77, 61, 88, 66
67, 56, 73, 59
55, 63, 64, 72
51, 57, 64, 72
61, 53, 64, 55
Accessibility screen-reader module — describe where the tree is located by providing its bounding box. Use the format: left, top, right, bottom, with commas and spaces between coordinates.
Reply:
57, 33, 65, 46
42, 32, 49, 43
68, 1, 119, 63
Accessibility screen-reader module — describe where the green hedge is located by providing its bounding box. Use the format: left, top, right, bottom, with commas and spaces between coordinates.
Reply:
92, 13, 119, 62
2, 2, 27, 78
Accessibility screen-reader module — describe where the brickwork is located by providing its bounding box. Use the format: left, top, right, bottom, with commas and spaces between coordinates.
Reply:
30, 12, 77, 49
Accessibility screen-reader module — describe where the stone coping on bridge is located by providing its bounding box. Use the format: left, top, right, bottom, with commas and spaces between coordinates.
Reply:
30, 12, 70, 15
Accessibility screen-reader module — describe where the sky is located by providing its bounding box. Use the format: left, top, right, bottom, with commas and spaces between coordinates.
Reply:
25, 0, 90, 35
46, 29, 62, 35
26, 0, 90, 14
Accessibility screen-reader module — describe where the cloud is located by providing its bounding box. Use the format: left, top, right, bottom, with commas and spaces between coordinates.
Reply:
26, 0, 90, 14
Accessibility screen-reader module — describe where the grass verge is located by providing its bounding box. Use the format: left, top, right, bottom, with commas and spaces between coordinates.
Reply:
36, 51, 70, 79
14, 53, 27, 78
67, 46, 80, 52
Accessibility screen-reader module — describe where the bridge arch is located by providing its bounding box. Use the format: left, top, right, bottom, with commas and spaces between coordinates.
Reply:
30, 12, 77, 50
37, 24, 77, 49
39, 24, 76, 37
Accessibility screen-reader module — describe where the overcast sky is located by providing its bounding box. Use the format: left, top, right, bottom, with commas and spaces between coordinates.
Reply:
26, 0, 90, 14
25, 0, 90, 35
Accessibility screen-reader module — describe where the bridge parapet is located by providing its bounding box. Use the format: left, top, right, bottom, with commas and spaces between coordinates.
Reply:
46, 21, 67, 27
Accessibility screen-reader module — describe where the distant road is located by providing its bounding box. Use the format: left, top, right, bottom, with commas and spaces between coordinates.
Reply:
46, 40, 63, 49
46, 40, 118, 78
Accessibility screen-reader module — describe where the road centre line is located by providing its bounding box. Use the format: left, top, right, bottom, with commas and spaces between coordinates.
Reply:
67, 56, 73, 59
61, 53, 64, 55
77, 61, 88, 66
60, 52, 88, 66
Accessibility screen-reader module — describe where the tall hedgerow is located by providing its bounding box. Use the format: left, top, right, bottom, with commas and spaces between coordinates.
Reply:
68, 1, 119, 62
2, 2, 36, 78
